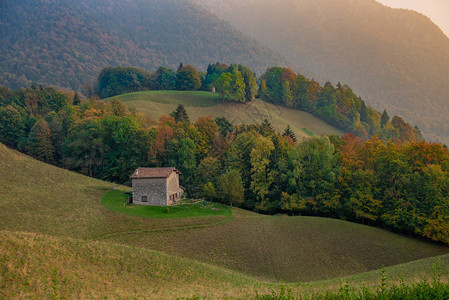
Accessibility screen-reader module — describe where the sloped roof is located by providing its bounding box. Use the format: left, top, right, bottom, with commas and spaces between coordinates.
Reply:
130, 167, 180, 179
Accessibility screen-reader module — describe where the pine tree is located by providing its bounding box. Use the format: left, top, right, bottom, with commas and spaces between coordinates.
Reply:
260, 119, 274, 137
173, 104, 189, 123
414, 126, 424, 142
381, 109, 389, 128
283, 125, 297, 142
215, 117, 234, 138
72, 92, 80, 106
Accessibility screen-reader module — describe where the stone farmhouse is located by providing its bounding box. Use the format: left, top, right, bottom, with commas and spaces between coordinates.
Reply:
130, 167, 184, 206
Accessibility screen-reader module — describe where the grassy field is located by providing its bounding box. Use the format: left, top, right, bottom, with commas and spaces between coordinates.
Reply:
102, 190, 231, 219
1, 230, 449, 299
0, 143, 228, 240
1, 142, 449, 297
106, 91, 343, 140
103, 211, 449, 282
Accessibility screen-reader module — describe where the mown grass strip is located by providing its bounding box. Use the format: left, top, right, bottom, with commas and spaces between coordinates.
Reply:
95, 190, 233, 240
92, 214, 232, 240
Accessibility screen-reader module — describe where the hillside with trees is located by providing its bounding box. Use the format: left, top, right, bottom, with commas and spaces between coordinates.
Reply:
0, 0, 287, 91
1, 141, 449, 297
195, 0, 449, 144
95, 63, 420, 142
1, 82, 449, 245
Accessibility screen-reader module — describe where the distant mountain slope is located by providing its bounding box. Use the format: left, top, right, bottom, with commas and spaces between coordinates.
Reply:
195, 0, 449, 144
0, 0, 287, 91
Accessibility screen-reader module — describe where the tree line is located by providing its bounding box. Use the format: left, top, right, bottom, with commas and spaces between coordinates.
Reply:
93, 64, 421, 142
0, 84, 448, 244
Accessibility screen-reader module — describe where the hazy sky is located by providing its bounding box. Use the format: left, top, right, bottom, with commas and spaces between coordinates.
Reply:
376, 0, 449, 37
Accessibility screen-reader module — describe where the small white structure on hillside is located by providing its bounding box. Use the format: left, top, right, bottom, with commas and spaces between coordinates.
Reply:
130, 167, 183, 206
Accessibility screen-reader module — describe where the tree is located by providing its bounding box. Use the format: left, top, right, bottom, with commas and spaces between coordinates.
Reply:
174, 138, 197, 194
259, 119, 274, 137
317, 82, 336, 110
236, 64, 257, 102
380, 110, 389, 128
82, 82, 95, 98
297, 136, 339, 214
28, 119, 55, 163
101, 116, 147, 183
203, 182, 217, 201
219, 169, 244, 206
215, 117, 234, 138
175, 64, 201, 91
215, 68, 246, 102
0, 105, 25, 148
45, 111, 65, 164
281, 81, 294, 107
259, 67, 296, 104
258, 79, 269, 100
283, 125, 297, 142
62, 119, 105, 177
195, 116, 218, 155
303, 79, 322, 112
150, 67, 176, 90
250, 135, 275, 205
172, 104, 189, 123
72, 92, 81, 106
96, 66, 151, 98
391, 115, 416, 142
108, 97, 126, 117
196, 157, 220, 189
202, 62, 229, 91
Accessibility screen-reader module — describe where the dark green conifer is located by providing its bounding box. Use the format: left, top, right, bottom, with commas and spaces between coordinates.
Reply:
381, 109, 389, 128
282, 125, 297, 142
173, 104, 189, 123
260, 119, 274, 136
73, 92, 81, 106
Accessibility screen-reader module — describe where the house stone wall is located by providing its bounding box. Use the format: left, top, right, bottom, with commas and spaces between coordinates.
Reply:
166, 172, 183, 205
132, 178, 167, 206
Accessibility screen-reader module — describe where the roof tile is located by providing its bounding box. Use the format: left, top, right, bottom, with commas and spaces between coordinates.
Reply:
130, 167, 180, 179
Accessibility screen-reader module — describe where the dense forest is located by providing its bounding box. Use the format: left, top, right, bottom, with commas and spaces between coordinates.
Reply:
0, 0, 286, 90
196, 0, 449, 144
1, 79, 448, 244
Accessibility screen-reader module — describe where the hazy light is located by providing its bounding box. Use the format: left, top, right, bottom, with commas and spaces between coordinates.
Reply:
376, 0, 449, 37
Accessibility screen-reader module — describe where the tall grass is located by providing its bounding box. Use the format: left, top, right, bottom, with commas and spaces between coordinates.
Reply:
257, 260, 449, 299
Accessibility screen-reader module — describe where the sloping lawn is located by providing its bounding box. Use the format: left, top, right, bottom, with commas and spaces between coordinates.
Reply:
101, 190, 231, 219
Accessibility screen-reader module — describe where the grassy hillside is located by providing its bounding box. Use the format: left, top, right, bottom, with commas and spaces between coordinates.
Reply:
0, 143, 228, 240
0, 0, 287, 90
102, 210, 449, 282
1, 230, 449, 298
196, 0, 449, 144
108, 91, 343, 139
0, 230, 267, 299
1, 141, 448, 289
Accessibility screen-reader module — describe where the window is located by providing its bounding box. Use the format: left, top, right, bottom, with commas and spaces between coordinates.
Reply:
141, 196, 147, 202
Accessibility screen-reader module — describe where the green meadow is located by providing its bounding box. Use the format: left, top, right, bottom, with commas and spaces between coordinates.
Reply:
1, 143, 449, 298
106, 90, 343, 140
